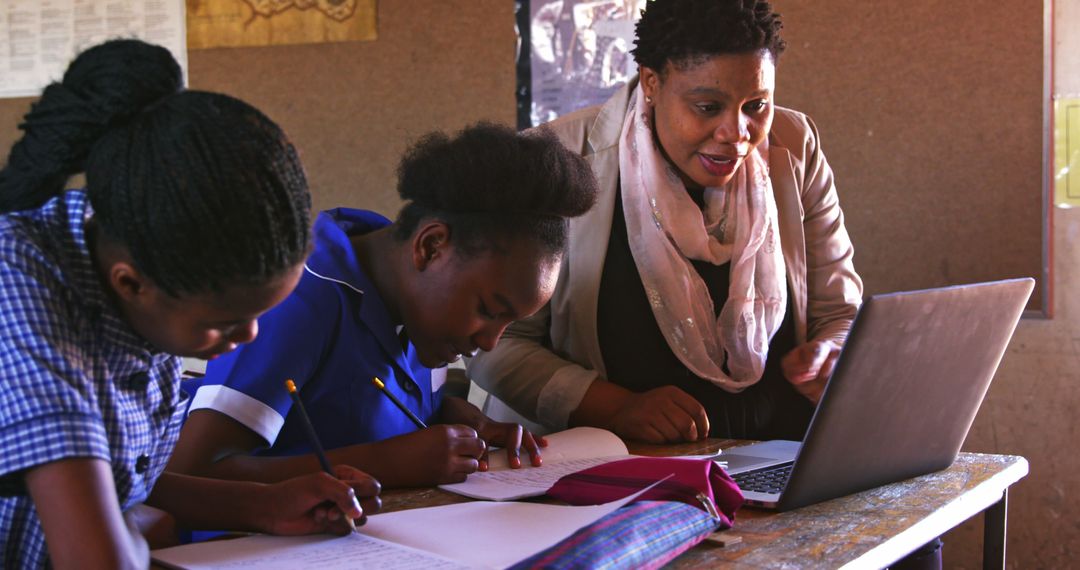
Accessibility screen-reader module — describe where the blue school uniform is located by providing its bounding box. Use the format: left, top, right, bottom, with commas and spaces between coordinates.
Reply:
0, 190, 186, 569
188, 208, 444, 455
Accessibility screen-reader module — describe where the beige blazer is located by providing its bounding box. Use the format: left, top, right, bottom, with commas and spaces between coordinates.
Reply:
467, 80, 864, 430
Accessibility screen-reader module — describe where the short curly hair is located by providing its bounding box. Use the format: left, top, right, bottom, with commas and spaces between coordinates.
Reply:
632, 0, 786, 72
393, 123, 597, 260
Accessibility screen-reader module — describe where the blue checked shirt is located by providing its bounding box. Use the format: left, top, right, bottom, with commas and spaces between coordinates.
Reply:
0, 190, 187, 568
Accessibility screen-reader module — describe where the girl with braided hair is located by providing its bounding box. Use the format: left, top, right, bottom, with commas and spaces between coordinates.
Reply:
169, 123, 598, 489
0, 39, 379, 569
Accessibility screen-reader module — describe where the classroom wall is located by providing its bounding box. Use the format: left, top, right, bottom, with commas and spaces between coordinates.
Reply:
941, 2, 1080, 566
770, 0, 1046, 312
0, 1, 1075, 567
0, 0, 516, 216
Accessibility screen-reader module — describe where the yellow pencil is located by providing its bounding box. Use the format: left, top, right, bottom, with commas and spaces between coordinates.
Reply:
372, 377, 428, 429
285, 379, 361, 533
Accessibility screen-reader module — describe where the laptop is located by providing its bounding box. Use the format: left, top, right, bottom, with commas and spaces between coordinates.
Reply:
722, 278, 1034, 511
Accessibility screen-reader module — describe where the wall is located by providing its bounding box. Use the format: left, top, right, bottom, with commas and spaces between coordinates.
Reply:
0, 0, 516, 216
942, 1, 1080, 566
0, 1, 1076, 566
771, 0, 1046, 311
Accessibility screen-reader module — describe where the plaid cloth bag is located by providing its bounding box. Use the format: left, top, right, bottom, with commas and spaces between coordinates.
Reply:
509, 457, 743, 569
509, 500, 721, 570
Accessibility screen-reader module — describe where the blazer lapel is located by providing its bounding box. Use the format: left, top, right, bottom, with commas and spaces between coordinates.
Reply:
769, 143, 809, 344
562, 82, 632, 377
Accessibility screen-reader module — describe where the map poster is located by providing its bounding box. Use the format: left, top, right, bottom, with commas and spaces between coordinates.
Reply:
187, 0, 377, 49
517, 0, 645, 129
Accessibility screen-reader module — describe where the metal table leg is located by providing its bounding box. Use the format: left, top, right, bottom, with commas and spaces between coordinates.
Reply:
983, 489, 1008, 570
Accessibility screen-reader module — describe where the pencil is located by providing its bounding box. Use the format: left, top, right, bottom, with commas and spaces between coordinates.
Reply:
285, 379, 361, 533
371, 377, 428, 429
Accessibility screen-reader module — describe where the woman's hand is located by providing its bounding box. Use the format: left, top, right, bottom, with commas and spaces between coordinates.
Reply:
256, 465, 381, 536
610, 385, 711, 443
439, 396, 547, 471
570, 380, 709, 444
781, 339, 841, 404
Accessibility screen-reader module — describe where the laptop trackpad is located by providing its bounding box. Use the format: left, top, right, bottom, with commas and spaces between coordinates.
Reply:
722, 453, 785, 472
722, 440, 801, 473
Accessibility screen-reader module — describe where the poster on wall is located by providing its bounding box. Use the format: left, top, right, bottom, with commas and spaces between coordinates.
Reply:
1054, 98, 1080, 208
517, 0, 645, 129
186, 0, 377, 49
0, 0, 187, 99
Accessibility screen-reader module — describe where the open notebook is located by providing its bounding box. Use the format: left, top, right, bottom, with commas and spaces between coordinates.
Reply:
439, 426, 632, 501
153, 480, 662, 570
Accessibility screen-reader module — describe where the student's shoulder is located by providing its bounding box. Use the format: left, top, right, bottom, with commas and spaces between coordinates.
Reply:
0, 214, 69, 298
0, 219, 89, 375
0, 212, 50, 256
259, 263, 356, 331
293, 262, 360, 303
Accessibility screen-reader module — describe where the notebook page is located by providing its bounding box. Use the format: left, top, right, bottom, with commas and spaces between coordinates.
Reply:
441, 426, 630, 500
361, 479, 662, 569
152, 481, 664, 570
152, 532, 474, 570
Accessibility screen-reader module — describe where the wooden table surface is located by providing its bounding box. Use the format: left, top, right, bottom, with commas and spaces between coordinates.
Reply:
381, 439, 1028, 569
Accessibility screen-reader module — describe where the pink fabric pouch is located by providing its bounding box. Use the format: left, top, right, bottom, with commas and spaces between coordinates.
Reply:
547, 456, 744, 526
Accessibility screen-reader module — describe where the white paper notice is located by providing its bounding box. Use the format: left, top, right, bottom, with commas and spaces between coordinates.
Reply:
0, 0, 187, 98
440, 426, 632, 501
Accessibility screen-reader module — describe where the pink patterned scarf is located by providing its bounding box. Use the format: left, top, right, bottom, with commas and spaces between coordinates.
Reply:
617, 84, 786, 391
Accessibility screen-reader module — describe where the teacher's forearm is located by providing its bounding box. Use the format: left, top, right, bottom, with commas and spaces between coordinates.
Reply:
568, 378, 633, 431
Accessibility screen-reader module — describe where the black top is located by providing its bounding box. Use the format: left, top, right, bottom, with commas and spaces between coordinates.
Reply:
597, 186, 813, 440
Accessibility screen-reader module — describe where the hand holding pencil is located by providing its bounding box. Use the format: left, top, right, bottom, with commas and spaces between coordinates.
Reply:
373, 376, 545, 474
258, 465, 381, 536
285, 379, 381, 532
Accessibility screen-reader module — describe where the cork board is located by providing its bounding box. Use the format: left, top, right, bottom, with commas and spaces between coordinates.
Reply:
770, 0, 1048, 312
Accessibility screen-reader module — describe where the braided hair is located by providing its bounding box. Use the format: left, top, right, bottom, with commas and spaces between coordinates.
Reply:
632, 0, 786, 73
0, 39, 312, 296
393, 123, 597, 260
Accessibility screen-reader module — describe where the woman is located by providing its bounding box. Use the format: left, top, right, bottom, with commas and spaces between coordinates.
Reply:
468, 0, 863, 444
0, 40, 379, 569
167, 123, 598, 487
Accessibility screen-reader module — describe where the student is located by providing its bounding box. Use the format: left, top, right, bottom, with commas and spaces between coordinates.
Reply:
468, 0, 865, 443
167, 124, 598, 488
0, 40, 380, 569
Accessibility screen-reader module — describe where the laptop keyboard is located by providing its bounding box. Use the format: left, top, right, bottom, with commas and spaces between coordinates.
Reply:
732, 463, 794, 494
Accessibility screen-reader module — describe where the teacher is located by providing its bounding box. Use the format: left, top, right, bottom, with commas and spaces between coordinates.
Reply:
469, 0, 863, 443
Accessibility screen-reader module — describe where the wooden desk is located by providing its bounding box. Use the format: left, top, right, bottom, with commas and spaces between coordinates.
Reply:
381, 439, 1028, 569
